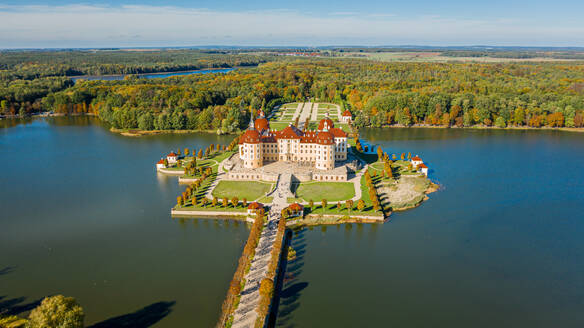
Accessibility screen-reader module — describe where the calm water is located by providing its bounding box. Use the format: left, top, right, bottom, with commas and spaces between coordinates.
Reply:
0, 117, 246, 327
70, 68, 234, 82
277, 127, 584, 328
2, 121, 584, 327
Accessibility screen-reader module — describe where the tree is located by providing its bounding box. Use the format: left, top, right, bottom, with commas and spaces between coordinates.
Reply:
407, 152, 412, 160
242, 198, 248, 207
177, 196, 183, 206
346, 199, 354, 212
212, 197, 218, 207
574, 112, 584, 127
377, 146, 383, 161
337, 201, 342, 211
392, 154, 397, 160
222, 198, 228, 207
321, 199, 327, 213
28, 295, 84, 328
231, 197, 239, 208
357, 199, 365, 211
184, 148, 189, 156
495, 116, 507, 128
197, 149, 203, 159
192, 196, 198, 206
401, 153, 405, 160
308, 199, 314, 209
202, 197, 208, 207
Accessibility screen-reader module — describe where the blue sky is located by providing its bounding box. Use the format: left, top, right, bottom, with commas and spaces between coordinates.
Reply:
1, 1, 583, 48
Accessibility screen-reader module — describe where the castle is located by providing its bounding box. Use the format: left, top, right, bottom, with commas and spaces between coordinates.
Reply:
238, 110, 348, 170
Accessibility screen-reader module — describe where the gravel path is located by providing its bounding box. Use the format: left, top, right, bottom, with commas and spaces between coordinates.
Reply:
231, 174, 291, 328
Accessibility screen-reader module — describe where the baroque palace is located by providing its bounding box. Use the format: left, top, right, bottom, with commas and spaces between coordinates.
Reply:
238, 110, 348, 170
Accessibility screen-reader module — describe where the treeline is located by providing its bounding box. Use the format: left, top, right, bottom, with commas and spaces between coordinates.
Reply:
0, 50, 269, 116
39, 62, 310, 132
304, 60, 584, 128
41, 59, 584, 129
4, 53, 584, 130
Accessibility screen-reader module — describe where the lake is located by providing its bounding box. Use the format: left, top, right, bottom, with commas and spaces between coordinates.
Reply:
1, 120, 584, 327
70, 68, 235, 82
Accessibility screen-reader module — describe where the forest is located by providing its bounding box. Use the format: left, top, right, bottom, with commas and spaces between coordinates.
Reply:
0, 49, 267, 116
2, 49, 584, 130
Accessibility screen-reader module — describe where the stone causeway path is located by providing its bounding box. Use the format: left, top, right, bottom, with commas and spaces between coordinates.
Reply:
231, 174, 290, 328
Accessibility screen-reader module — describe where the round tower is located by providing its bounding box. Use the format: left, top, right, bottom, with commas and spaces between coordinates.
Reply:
239, 116, 263, 169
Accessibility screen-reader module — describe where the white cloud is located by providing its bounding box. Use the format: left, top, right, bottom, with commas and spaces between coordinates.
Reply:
0, 4, 583, 48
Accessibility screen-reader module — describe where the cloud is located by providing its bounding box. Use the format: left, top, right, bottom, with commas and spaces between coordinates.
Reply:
0, 4, 583, 48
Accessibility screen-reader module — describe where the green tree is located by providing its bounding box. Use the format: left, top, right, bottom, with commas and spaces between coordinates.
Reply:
28, 295, 84, 328
495, 116, 507, 128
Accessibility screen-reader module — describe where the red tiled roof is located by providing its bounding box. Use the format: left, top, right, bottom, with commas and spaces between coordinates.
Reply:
342, 110, 352, 117
317, 118, 334, 131
329, 127, 347, 138
316, 130, 334, 145
418, 163, 428, 168
157, 159, 165, 164
240, 129, 261, 144
288, 203, 304, 211
275, 125, 302, 139
167, 152, 177, 157
255, 117, 269, 132
412, 156, 422, 161
248, 202, 264, 209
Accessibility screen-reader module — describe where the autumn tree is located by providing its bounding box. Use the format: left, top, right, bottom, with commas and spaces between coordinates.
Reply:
321, 199, 328, 213
28, 295, 84, 328
222, 198, 228, 207
197, 149, 203, 159
346, 199, 354, 212
192, 196, 198, 206
212, 197, 218, 207
357, 199, 365, 211
231, 197, 239, 208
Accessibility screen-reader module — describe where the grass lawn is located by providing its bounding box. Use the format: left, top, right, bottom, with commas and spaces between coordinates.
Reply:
257, 196, 274, 203
295, 181, 355, 202
212, 180, 272, 200
270, 122, 294, 130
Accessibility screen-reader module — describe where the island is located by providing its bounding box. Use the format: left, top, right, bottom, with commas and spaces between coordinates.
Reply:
155, 102, 438, 327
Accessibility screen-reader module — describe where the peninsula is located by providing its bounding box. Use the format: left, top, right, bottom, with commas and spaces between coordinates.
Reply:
155, 102, 438, 327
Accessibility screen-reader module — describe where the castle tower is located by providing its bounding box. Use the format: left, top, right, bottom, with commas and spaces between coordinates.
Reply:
315, 125, 335, 170
239, 115, 263, 169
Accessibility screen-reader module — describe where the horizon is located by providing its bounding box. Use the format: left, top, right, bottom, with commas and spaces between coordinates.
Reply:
1, 1, 584, 48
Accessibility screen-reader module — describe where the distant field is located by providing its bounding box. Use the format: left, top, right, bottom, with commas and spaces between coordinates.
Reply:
339, 51, 584, 63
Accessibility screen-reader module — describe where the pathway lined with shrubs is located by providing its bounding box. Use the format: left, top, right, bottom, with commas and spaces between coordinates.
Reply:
231, 174, 290, 328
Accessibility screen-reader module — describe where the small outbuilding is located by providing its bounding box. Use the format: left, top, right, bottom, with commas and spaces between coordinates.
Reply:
286, 203, 305, 218
167, 152, 178, 164
156, 158, 166, 170
341, 110, 352, 123
247, 202, 264, 215
418, 163, 428, 176
411, 155, 423, 166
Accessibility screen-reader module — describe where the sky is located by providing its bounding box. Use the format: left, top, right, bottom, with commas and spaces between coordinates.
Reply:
1, 1, 584, 48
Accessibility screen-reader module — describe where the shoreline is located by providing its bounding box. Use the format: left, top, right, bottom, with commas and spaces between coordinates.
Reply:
68, 67, 237, 80
110, 127, 237, 136
376, 123, 584, 133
